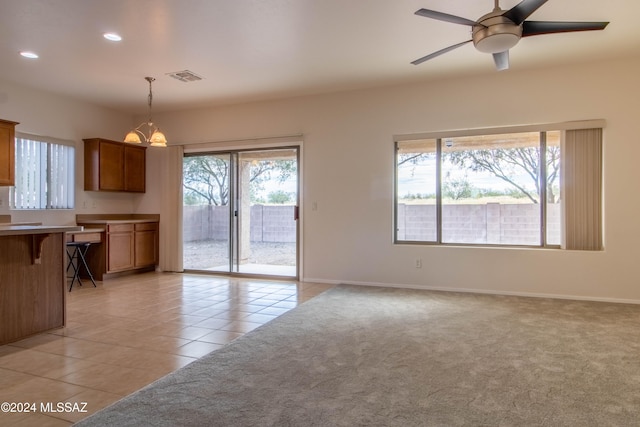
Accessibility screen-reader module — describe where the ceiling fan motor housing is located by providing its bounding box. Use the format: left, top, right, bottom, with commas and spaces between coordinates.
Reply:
472, 11, 522, 53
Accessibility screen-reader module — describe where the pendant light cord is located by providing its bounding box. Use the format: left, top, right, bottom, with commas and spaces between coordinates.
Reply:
146, 77, 155, 124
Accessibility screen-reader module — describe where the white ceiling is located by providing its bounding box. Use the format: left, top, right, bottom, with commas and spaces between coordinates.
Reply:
0, 0, 638, 115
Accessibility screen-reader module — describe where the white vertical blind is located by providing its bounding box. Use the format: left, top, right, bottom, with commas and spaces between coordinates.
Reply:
48, 143, 75, 208
562, 128, 603, 250
10, 137, 75, 209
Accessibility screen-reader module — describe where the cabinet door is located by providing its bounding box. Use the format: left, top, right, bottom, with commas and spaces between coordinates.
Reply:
0, 120, 17, 186
124, 146, 146, 192
107, 231, 134, 272
99, 141, 124, 191
135, 230, 157, 267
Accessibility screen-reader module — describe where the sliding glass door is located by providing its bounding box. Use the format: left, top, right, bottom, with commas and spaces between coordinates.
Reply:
182, 147, 298, 278
183, 153, 233, 272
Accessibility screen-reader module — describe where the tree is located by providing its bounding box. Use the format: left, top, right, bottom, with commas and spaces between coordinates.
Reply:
183, 156, 295, 205
183, 156, 230, 205
267, 190, 293, 204
247, 159, 296, 202
445, 146, 560, 204
442, 176, 473, 200
398, 152, 430, 166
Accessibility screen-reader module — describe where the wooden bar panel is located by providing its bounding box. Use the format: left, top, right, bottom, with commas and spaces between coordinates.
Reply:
0, 232, 65, 345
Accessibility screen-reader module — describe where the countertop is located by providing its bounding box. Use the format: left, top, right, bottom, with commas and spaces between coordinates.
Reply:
0, 225, 82, 237
77, 219, 158, 224
76, 214, 160, 225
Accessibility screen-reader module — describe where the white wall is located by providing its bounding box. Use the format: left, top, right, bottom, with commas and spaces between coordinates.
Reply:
2, 57, 638, 301
0, 79, 152, 225
148, 56, 640, 302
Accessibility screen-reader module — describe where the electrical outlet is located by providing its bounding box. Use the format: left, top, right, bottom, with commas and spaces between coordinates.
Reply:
415, 258, 422, 269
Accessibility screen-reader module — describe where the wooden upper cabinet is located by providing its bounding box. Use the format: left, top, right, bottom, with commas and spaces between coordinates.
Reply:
0, 119, 18, 186
124, 145, 146, 192
84, 138, 146, 192
98, 140, 124, 190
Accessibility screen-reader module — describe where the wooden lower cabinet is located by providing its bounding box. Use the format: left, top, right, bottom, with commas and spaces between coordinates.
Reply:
134, 223, 158, 267
80, 221, 158, 280
107, 224, 135, 272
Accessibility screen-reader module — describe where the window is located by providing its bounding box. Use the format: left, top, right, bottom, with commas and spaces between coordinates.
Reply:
395, 124, 602, 250
10, 136, 75, 209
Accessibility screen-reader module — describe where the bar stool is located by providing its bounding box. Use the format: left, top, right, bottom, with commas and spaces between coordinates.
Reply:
66, 241, 97, 291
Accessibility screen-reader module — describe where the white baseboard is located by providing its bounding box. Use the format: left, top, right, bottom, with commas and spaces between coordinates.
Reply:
302, 276, 640, 305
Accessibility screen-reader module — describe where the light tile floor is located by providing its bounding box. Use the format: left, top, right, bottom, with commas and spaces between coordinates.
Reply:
0, 272, 334, 426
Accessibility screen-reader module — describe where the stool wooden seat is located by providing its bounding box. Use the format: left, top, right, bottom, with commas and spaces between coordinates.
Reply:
66, 241, 96, 291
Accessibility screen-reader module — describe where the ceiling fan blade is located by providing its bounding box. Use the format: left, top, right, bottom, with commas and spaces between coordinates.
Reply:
503, 0, 549, 25
415, 9, 478, 27
411, 40, 472, 65
522, 21, 609, 37
492, 51, 510, 71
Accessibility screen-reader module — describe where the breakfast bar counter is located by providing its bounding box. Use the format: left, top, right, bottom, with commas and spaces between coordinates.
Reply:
0, 224, 82, 236
0, 224, 81, 345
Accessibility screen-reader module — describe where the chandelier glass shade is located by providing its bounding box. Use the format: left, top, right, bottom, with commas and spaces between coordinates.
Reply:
124, 77, 167, 147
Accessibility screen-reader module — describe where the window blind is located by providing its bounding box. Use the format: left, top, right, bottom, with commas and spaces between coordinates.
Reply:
562, 128, 603, 250
10, 137, 75, 209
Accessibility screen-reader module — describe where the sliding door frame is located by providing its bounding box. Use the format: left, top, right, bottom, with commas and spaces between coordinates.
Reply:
183, 144, 301, 280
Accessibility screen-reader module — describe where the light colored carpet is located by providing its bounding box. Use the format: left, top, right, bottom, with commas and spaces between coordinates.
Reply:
75, 284, 640, 426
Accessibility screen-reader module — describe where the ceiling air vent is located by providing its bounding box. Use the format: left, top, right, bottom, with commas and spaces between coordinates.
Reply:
166, 70, 203, 83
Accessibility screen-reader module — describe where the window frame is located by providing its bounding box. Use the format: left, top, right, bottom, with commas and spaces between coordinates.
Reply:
393, 120, 605, 249
10, 133, 75, 210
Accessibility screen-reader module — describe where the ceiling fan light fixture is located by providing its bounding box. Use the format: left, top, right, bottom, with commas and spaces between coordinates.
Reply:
472, 14, 522, 54
474, 31, 520, 53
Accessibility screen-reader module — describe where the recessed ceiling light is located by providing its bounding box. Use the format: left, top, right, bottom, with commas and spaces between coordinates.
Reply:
103, 32, 122, 42
20, 51, 39, 59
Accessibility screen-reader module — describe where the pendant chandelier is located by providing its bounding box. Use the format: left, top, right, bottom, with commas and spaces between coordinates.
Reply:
124, 77, 167, 147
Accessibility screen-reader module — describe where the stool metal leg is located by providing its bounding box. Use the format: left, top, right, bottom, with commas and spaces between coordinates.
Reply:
67, 242, 97, 291
77, 244, 97, 287
67, 246, 83, 291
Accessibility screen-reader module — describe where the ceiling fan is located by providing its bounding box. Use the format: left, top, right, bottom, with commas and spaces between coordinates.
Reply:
411, 0, 609, 71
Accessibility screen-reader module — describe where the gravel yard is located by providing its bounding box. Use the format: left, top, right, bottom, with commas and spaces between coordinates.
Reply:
183, 240, 296, 270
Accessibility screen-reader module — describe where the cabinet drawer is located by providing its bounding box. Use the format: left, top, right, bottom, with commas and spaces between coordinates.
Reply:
69, 232, 102, 243
135, 222, 158, 231
108, 223, 134, 233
